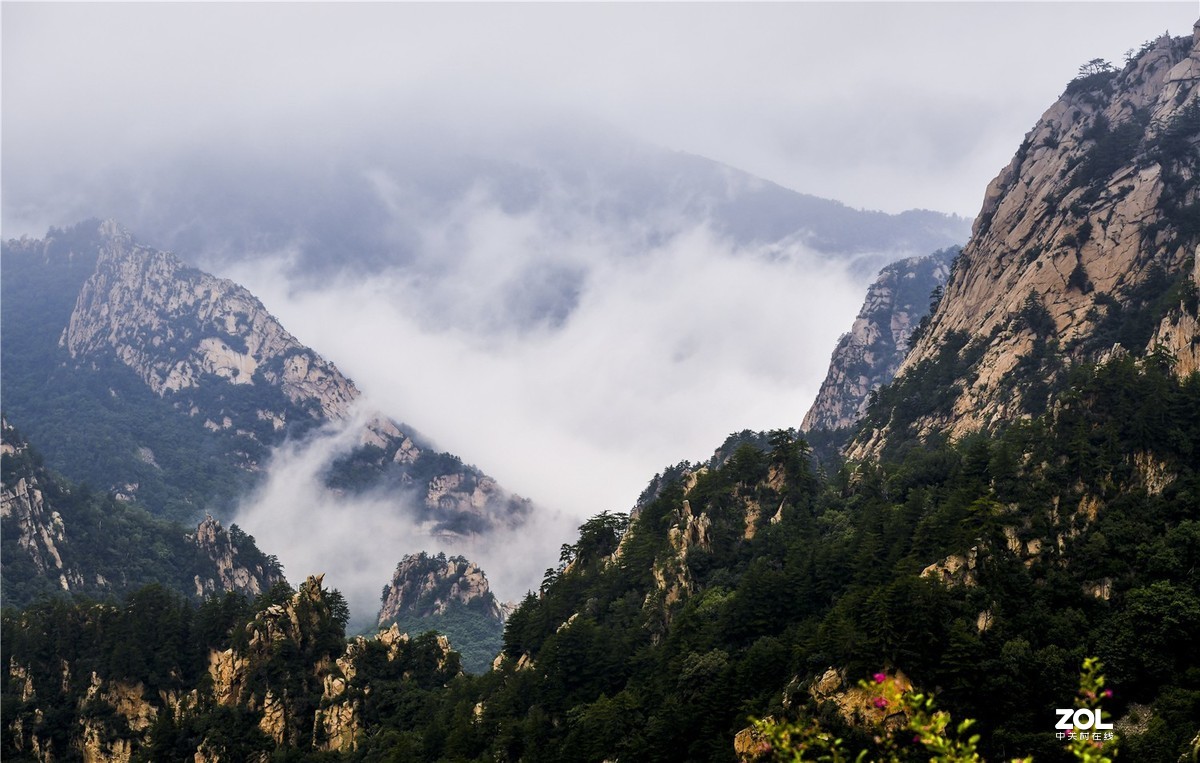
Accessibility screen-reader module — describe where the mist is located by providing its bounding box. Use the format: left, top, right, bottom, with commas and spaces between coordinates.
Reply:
230, 407, 578, 627
224, 204, 867, 520
223, 204, 866, 619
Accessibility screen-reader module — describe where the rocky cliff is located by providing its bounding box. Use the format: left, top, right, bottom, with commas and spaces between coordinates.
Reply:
63, 220, 356, 429
189, 515, 286, 599
377, 552, 504, 625
851, 26, 1200, 459
0, 418, 84, 596
3, 574, 460, 760
375, 552, 507, 674
0, 417, 284, 608
802, 248, 957, 432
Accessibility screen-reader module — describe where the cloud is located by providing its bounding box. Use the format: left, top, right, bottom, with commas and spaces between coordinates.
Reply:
230, 405, 579, 626
222, 189, 867, 558
4, 2, 1195, 227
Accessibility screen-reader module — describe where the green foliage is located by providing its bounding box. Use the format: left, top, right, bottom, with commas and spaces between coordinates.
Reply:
0, 426, 282, 610
859, 331, 985, 459
385, 604, 504, 675
1069, 113, 1148, 195
1, 227, 259, 518
3, 359, 1198, 761
753, 659, 1124, 762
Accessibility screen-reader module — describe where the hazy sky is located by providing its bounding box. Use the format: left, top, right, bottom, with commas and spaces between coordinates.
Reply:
3, 2, 1196, 223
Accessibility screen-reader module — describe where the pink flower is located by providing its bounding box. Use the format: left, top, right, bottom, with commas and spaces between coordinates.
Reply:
874, 672, 887, 684
873, 696, 889, 708
1102, 689, 1113, 698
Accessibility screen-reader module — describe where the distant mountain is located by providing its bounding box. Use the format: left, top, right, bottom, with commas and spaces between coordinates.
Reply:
801, 247, 958, 434
15, 122, 969, 332
852, 29, 1200, 459
0, 417, 283, 608
1, 220, 530, 535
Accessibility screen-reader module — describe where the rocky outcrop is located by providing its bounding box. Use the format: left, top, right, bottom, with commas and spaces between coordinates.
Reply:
189, 515, 286, 599
1, 417, 284, 607
1, 419, 82, 593
377, 552, 504, 625
653, 498, 713, 609
63, 221, 356, 424
808, 667, 912, 730
208, 575, 344, 747
4, 573, 461, 760
803, 248, 957, 432
851, 29, 1200, 458
920, 547, 980, 588
311, 623, 455, 753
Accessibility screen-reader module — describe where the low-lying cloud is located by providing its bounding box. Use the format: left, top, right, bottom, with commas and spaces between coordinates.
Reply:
222, 190, 870, 621
231, 406, 579, 627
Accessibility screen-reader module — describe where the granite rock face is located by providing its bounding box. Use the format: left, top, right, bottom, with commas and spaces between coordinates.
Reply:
802, 248, 957, 432
0, 417, 283, 605
377, 552, 504, 626
851, 28, 1200, 458
63, 220, 357, 427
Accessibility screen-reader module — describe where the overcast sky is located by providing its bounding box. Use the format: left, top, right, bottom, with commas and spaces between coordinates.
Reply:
3, 2, 1196, 223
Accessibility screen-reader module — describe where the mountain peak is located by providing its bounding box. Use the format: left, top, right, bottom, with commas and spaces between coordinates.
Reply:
850, 29, 1200, 459
63, 225, 359, 423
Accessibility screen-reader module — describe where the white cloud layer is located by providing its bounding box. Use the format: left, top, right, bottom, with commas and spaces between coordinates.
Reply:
230, 407, 578, 626
224, 202, 865, 615
3, 2, 1195, 223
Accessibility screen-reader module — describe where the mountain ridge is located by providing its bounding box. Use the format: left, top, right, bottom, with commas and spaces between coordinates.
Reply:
850, 27, 1200, 459
2, 219, 532, 536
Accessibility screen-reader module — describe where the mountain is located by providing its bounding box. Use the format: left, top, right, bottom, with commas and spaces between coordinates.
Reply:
1, 219, 530, 535
375, 552, 508, 674
851, 28, 1200, 460
14, 121, 970, 301
801, 247, 958, 434
2, 574, 462, 760
1, 417, 283, 609
3, 27, 1198, 763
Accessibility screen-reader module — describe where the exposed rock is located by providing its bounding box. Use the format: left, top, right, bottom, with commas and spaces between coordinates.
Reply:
1083, 578, 1114, 600
377, 552, 504, 626
809, 667, 912, 730
653, 498, 713, 609
63, 221, 356, 422
920, 547, 980, 588
1114, 702, 1154, 739
803, 248, 957, 432
79, 718, 134, 763
851, 32, 1200, 458
1133, 451, 1177, 496
189, 515, 285, 598
313, 690, 360, 753
1, 418, 81, 593
10, 661, 36, 702
2, 418, 285, 606
733, 720, 772, 762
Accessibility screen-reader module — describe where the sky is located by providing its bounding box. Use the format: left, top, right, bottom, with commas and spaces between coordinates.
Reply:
4, 1, 1198, 610
3, 2, 1196, 221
